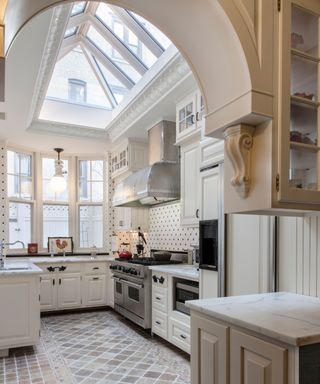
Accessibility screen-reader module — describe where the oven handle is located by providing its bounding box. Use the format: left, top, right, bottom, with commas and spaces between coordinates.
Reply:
176, 282, 199, 294
121, 279, 144, 289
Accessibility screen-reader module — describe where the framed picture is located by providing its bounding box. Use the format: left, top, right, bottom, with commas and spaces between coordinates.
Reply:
48, 237, 73, 254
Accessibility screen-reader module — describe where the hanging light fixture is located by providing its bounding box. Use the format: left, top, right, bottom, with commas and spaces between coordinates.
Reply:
50, 148, 67, 194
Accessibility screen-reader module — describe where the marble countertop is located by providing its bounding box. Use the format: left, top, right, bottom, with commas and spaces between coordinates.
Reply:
149, 264, 199, 281
8, 256, 115, 264
0, 261, 42, 275
186, 292, 320, 347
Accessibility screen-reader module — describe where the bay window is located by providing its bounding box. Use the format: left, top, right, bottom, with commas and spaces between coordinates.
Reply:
7, 150, 33, 248
78, 159, 104, 249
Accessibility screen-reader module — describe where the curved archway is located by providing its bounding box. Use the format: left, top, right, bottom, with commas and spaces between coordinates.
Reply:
3, 0, 274, 137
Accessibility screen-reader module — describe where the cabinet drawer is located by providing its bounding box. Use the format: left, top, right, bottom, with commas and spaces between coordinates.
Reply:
169, 318, 190, 354
84, 262, 107, 274
152, 309, 168, 339
151, 272, 168, 288
152, 286, 168, 313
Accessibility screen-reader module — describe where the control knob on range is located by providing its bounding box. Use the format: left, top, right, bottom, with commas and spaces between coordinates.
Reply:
131, 269, 137, 275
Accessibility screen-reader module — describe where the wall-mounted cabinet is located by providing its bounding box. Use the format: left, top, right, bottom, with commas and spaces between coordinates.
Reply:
176, 91, 203, 145
111, 139, 148, 179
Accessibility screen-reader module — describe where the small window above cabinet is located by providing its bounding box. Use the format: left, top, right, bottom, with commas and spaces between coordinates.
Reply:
110, 139, 148, 179
279, 0, 320, 207
176, 91, 204, 145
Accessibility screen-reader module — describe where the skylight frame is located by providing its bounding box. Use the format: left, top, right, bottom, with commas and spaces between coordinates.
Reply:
71, 1, 87, 17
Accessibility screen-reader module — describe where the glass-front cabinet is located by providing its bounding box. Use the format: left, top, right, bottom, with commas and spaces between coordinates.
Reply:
279, 0, 320, 205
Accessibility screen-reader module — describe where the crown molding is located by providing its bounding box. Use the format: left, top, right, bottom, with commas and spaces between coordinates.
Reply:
28, 121, 109, 141
108, 53, 191, 142
27, 4, 72, 128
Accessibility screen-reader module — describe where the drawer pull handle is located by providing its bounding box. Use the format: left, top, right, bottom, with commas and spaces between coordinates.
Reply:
156, 297, 161, 300
53, 279, 55, 286
92, 277, 99, 281
93, 267, 99, 270
155, 321, 161, 325
180, 334, 187, 340
59, 278, 61, 285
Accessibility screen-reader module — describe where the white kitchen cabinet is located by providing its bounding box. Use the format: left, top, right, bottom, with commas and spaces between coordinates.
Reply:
37, 261, 111, 312
180, 141, 200, 226
83, 275, 107, 307
168, 317, 190, 353
58, 274, 82, 309
0, 274, 40, 356
39, 274, 57, 311
114, 206, 149, 232
200, 137, 224, 169
111, 139, 148, 179
200, 165, 220, 221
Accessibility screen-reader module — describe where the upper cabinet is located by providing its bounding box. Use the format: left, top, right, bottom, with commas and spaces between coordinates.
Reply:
176, 90, 203, 145
111, 139, 148, 179
224, 0, 320, 214
279, 0, 320, 205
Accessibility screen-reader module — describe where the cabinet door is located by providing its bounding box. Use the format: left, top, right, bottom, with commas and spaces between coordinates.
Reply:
279, 0, 320, 205
191, 314, 228, 384
83, 275, 107, 307
230, 329, 287, 384
58, 274, 81, 309
114, 207, 131, 231
39, 274, 57, 311
176, 92, 197, 142
181, 141, 200, 226
200, 166, 220, 221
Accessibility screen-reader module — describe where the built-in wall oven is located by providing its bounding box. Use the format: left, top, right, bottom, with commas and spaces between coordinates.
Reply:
174, 278, 199, 315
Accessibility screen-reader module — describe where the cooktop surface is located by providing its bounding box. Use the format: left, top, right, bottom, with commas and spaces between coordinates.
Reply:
114, 257, 183, 266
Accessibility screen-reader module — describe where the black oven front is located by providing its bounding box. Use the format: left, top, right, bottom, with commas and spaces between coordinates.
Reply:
175, 279, 199, 315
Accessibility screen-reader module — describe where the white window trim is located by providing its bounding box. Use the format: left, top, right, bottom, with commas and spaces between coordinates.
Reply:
6, 147, 35, 252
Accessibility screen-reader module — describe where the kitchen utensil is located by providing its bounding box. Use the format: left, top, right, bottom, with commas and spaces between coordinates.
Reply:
118, 242, 132, 259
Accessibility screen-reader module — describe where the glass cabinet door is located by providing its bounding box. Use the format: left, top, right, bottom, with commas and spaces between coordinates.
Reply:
279, 0, 320, 204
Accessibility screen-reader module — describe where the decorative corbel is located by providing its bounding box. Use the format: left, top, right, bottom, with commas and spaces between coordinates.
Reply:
223, 124, 254, 198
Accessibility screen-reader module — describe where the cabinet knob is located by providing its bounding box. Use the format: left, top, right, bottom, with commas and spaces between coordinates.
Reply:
196, 112, 200, 121
196, 209, 200, 218
191, 114, 195, 124
59, 278, 61, 285
53, 279, 55, 286
155, 320, 161, 325
152, 275, 158, 283
159, 277, 165, 284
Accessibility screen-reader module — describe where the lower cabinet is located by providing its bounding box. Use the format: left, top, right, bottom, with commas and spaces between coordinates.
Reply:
83, 275, 107, 307
38, 262, 109, 312
191, 312, 289, 384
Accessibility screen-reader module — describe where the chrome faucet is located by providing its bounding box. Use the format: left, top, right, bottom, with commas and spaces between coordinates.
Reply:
0, 240, 25, 269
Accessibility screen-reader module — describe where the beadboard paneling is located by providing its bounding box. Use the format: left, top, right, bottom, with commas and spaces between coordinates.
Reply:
278, 216, 320, 297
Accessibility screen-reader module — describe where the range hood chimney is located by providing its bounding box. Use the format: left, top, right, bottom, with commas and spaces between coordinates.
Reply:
112, 121, 180, 207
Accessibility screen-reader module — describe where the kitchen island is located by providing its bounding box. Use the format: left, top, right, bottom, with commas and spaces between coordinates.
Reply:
0, 261, 42, 357
187, 292, 320, 384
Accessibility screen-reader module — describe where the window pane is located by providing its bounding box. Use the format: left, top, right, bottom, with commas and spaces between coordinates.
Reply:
43, 205, 69, 248
9, 203, 31, 248
7, 150, 32, 200
129, 11, 172, 50
65, 27, 77, 38
8, 174, 19, 198
92, 160, 103, 181
20, 177, 32, 200
20, 154, 32, 177
79, 160, 90, 182
86, 27, 142, 83
71, 1, 86, 16
79, 181, 89, 201
92, 182, 103, 202
79, 205, 103, 248
7, 150, 19, 174
42, 158, 69, 202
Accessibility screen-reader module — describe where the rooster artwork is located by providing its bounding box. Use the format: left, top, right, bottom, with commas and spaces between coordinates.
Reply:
56, 239, 68, 251
48, 237, 73, 254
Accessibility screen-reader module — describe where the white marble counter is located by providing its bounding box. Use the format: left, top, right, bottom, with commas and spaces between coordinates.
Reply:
8, 256, 115, 264
0, 261, 42, 275
149, 264, 199, 281
186, 292, 320, 347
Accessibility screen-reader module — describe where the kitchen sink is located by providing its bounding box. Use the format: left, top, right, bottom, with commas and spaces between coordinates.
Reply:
0, 264, 31, 271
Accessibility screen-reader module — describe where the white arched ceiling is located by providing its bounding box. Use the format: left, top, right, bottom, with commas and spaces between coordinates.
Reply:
4, 0, 275, 138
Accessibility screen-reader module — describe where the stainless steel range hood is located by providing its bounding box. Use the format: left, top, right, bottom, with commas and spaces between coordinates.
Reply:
113, 121, 180, 207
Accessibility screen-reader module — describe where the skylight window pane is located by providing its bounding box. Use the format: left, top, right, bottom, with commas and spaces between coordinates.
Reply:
129, 11, 172, 50
86, 26, 142, 83
95, 4, 157, 68
46, 46, 112, 109
71, 1, 86, 16
64, 27, 77, 38
95, 59, 129, 104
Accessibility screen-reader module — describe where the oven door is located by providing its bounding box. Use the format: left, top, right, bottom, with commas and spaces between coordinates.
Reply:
114, 276, 125, 307
122, 279, 145, 319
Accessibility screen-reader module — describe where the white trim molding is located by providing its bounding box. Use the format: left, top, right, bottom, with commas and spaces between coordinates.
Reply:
223, 124, 254, 198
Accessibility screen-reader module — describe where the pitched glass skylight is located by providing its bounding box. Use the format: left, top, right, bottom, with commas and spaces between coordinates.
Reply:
40, 1, 174, 127
45, 45, 112, 109
71, 1, 86, 16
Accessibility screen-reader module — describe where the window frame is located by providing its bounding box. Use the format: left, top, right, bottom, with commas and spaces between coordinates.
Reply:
76, 157, 105, 251
6, 147, 35, 251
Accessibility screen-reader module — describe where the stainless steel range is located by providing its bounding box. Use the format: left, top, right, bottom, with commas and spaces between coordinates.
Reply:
110, 251, 187, 329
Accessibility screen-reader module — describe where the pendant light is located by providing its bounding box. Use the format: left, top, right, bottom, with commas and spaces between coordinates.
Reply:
50, 148, 67, 194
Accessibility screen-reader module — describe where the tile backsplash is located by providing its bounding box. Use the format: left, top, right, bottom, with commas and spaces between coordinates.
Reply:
149, 202, 199, 251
